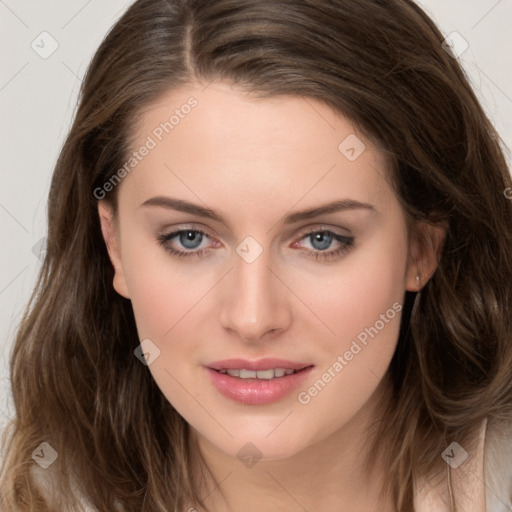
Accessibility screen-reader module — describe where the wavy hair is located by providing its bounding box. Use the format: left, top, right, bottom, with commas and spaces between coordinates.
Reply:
1, 0, 512, 510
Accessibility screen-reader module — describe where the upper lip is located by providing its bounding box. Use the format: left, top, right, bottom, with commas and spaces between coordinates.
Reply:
207, 358, 313, 371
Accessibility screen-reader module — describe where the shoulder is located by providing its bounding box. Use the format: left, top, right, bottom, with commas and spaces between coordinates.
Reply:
485, 418, 512, 511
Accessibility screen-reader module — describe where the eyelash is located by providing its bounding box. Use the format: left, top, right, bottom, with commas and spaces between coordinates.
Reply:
157, 227, 355, 262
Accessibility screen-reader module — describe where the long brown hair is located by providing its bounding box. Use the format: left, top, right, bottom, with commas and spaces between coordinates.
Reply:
1, 0, 512, 510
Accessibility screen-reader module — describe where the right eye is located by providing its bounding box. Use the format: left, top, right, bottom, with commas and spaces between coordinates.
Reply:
157, 229, 216, 259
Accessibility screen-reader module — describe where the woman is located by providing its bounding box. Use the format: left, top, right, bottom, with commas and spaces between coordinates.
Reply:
1, 0, 511, 510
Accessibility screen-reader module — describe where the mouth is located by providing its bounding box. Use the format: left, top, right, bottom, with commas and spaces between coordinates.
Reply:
205, 359, 314, 405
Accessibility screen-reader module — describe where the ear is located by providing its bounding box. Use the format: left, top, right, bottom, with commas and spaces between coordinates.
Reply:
405, 220, 447, 292
97, 201, 130, 299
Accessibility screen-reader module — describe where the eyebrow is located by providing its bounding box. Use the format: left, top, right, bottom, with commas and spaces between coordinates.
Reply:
140, 196, 376, 225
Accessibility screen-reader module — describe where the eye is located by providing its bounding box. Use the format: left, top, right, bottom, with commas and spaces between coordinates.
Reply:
292, 229, 355, 262
157, 229, 215, 259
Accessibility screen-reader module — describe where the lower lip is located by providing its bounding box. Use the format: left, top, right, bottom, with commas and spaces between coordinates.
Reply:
205, 366, 314, 405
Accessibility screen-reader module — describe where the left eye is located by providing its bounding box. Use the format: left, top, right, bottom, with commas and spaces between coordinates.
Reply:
291, 229, 355, 261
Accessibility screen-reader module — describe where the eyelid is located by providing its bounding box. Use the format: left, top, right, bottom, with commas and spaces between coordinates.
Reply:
158, 224, 217, 241
292, 223, 353, 240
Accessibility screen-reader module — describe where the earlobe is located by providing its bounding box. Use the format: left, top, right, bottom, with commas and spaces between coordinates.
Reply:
405, 220, 447, 292
97, 201, 131, 299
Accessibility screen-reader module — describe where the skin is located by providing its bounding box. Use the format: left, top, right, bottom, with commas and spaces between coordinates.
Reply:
98, 80, 444, 511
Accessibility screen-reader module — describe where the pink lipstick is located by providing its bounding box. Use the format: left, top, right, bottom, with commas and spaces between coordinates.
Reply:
205, 358, 314, 405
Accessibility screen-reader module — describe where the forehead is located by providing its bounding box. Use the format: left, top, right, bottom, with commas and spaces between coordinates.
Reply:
118, 80, 396, 219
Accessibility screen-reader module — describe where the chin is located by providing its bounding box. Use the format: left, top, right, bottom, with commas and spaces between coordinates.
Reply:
199, 421, 314, 463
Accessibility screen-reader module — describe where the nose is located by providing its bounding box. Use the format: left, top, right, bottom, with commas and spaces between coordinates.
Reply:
219, 248, 292, 343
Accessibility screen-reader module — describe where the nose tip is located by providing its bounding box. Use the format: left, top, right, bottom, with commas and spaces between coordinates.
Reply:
222, 293, 283, 342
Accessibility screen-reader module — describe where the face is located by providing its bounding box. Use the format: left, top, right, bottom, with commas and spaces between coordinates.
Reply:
98, 80, 433, 463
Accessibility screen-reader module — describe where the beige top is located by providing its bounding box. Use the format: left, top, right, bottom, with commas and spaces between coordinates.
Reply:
31, 418, 512, 511
414, 418, 512, 512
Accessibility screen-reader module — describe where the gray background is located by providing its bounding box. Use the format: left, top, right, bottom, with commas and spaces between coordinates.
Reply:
1, 0, 511, 438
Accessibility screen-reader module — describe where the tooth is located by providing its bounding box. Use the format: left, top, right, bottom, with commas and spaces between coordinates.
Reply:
256, 369, 275, 380
239, 369, 257, 378
221, 368, 299, 379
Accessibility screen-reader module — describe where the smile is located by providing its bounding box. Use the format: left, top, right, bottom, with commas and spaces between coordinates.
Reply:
206, 365, 314, 405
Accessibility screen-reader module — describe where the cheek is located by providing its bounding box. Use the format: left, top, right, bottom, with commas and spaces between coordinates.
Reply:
289, 228, 408, 436
123, 246, 210, 409
120, 231, 209, 344
296, 222, 408, 350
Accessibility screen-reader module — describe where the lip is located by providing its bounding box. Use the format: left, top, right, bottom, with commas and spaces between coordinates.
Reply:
205, 359, 314, 405
207, 358, 311, 371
